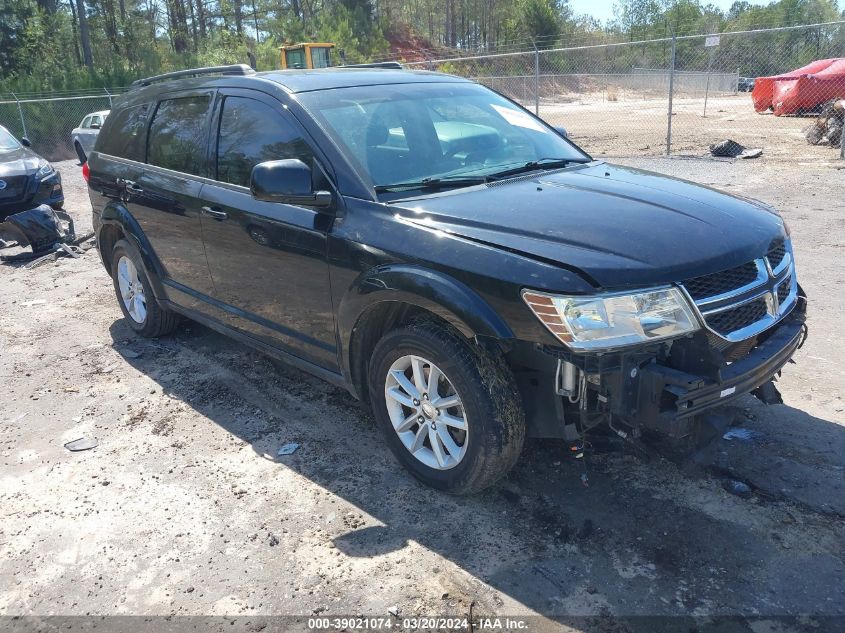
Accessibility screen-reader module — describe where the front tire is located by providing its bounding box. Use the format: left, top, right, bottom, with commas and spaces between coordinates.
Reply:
368, 319, 525, 494
111, 239, 179, 337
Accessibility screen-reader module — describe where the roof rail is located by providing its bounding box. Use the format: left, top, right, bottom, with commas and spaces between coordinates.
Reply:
130, 64, 255, 89
341, 61, 404, 69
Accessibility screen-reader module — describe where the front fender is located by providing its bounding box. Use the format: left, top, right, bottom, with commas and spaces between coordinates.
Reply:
99, 201, 167, 302
337, 264, 514, 390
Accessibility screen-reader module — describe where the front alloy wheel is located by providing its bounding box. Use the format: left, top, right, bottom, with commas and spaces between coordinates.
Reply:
369, 320, 526, 494
385, 354, 468, 470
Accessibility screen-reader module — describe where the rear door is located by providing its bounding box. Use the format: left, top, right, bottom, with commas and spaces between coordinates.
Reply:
131, 91, 217, 311
197, 89, 338, 370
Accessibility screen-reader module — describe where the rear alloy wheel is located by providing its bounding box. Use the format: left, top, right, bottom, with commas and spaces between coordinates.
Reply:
369, 319, 525, 494
110, 239, 179, 338
116, 255, 147, 324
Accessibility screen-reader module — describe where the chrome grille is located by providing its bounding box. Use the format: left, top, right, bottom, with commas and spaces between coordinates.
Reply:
680, 239, 796, 342
683, 261, 759, 302
777, 275, 792, 304
706, 298, 768, 336
767, 239, 787, 270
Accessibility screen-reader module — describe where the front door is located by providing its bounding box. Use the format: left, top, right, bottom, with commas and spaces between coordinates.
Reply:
198, 90, 338, 370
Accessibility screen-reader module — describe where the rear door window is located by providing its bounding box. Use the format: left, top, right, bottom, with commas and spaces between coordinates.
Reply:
95, 103, 150, 161
147, 95, 212, 176
215, 96, 314, 188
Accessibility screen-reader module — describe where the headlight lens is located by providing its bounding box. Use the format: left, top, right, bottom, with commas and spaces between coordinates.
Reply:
36, 160, 55, 179
522, 287, 700, 351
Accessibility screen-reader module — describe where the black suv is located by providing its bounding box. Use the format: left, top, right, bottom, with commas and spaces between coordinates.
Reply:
87, 64, 806, 493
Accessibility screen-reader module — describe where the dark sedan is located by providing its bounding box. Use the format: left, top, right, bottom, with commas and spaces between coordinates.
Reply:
0, 125, 64, 218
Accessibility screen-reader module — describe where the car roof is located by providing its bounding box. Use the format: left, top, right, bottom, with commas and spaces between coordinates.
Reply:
117, 68, 471, 108
86, 110, 110, 117
257, 68, 470, 93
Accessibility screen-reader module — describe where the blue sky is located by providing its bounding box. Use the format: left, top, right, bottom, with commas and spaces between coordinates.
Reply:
568, 0, 769, 23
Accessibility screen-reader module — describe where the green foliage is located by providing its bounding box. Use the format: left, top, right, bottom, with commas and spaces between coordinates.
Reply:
0, 0, 843, 96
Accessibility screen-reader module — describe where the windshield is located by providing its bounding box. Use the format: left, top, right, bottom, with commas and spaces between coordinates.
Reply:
0, 126, 22, 151
299, 82, 590, 194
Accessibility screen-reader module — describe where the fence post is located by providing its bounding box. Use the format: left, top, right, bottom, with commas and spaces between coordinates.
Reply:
533, 43, 540, 116
703, 47, 715, 117
104, 87, 113, 107
666, 35, 676, 156
11, 93, 28, 140
841, 122, 844, 160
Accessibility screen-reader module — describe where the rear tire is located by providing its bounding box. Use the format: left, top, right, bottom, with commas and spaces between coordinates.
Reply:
111, 239, 179, 338
368, 319, 525, 494
74, 141, 86, 165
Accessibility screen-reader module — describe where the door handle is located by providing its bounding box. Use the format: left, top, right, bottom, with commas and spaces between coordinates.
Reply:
123, 181, 144, 194
201, 206, 228, 220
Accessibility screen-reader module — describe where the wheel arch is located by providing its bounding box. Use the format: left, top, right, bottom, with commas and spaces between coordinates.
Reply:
98, 202, 167, 301
338, 264, 514, 401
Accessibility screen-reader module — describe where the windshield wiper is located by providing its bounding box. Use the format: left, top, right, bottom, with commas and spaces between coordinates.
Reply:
486, 158, 586, 181
374, 175, 488, 193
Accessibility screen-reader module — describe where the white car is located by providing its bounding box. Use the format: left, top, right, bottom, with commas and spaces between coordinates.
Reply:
71, 110, 109, 163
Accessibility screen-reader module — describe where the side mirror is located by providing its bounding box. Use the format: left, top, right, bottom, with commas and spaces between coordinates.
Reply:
250, 159, 332, 208
21, 137, 31, 147
554, 126, 568, 138
90, 123, 101, 129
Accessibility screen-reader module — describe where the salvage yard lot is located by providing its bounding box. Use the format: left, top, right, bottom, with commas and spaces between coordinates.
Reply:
544, 93, 842, 161
1, 157, 844, 624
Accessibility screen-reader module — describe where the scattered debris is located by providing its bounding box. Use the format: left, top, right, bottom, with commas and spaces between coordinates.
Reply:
64, 436, 98, 452
118, 348, 142, 359
723, 479, 753, 498
805, 99, 844, 147
277, 442, 300, 456
709, 139, 763, 159
723, 428, 764, 442
387, 606, 399, 617
267, 533, 280, 547
0, 205, 76, 263
20, 299, 46, 307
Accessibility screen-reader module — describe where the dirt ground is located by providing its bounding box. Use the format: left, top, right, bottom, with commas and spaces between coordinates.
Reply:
1, 153, 844, 630
541, 93, 844, 162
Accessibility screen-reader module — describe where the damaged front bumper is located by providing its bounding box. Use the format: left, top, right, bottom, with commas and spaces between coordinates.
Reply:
510, 294, 807, 442
636, 309, 806, 438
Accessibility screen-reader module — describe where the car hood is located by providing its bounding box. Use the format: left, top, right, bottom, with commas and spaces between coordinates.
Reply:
0, 146, 41, 177
391, 162, 786, 289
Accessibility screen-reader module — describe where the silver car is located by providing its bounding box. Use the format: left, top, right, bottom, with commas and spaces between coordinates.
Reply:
71, 110, 109, 163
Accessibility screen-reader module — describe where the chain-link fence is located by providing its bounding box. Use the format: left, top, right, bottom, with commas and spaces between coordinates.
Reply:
1, 23, 843, 165
407, 21, 845, 161
0, 89, 125, 162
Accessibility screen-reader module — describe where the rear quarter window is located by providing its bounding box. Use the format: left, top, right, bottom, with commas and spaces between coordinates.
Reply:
95, 103, 150, 162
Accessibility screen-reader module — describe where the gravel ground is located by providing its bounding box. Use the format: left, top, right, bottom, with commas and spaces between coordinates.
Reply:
1, 156, 843, 628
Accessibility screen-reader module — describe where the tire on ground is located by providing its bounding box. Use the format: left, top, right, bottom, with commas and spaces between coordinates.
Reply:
110, 238, 179, 338
368, 318, 525, 494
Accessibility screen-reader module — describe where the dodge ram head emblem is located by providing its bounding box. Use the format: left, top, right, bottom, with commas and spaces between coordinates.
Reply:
0, 180, 7, 191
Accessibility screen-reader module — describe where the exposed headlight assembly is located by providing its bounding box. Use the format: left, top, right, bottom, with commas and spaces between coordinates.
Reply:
36, 160, 55, 179
522, 287, 700, 351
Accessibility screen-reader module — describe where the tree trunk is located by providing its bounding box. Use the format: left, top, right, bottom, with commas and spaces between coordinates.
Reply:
75, 0, 94, 69
187, 0, 198, 51
234, 0, 244, 36
67, 0, 82, 65
194, 0, 207, 39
